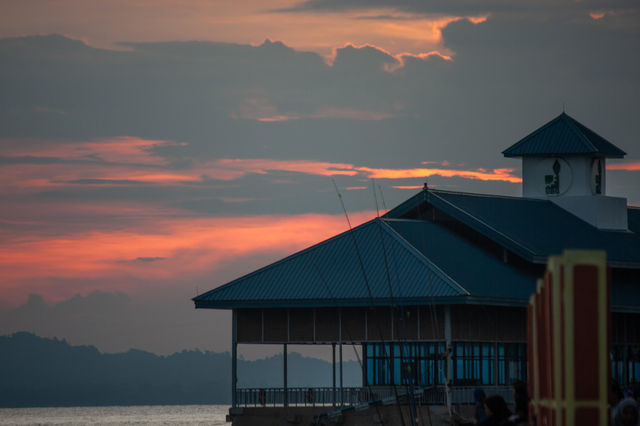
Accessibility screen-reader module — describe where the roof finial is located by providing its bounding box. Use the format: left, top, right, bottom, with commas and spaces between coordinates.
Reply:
562, 102, 566, 114
423, 181, 428, 190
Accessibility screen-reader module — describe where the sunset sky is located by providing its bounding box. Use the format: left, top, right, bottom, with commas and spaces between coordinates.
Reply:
1, 0, 639, 356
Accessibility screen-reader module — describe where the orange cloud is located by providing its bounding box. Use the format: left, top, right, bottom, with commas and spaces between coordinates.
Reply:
0, 210, 376, 304
325, 42, 452, 72
203, 160, 522, 183
257, 115, 300, 122
384, 51, 452, 72
589, 11, 606, 20
0, 1, 487, 67
355, 166, 522, 183
102, 173, 201, 183
392, 185, 424, 189
607, 162, 640, 171
467, 16, 488, 24
204, 158, 358, 179
3, 137, 185, 166
0, 163, 202, 194
1, 140, 522, 195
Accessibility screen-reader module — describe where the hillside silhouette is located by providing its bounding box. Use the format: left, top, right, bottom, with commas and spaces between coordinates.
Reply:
0, 332, 360, 407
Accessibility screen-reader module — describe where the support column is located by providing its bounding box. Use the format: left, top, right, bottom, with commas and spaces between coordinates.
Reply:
444, 305, 452, 415
284, 343, 288, 407
623, 315, 629, 386
232, 309, 238, 408
339, 309, 343, 405
332, 343, 336, 406
340, 343, 343, 405
362, 344, 367, 387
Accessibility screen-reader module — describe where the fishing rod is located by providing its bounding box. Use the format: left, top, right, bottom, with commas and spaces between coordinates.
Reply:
417, 185, 449, 421
306, 256, 386, 425
371, 179, 420, 426
331, 178, 409, 426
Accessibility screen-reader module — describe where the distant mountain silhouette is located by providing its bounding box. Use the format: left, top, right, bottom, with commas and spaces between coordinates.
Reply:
0, 332, 361, 407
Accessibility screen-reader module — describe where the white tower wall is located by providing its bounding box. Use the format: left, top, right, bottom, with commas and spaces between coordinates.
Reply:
521, 156, 626, 230
522, 156, 605, 198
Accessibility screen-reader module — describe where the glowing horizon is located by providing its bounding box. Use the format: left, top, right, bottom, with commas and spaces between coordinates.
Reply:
0, 210, 377, 306
0, 0, 489, 63
1, 137, 523, 193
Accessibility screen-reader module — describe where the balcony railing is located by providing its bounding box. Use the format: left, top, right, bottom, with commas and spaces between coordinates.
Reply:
235, 385, 514, 408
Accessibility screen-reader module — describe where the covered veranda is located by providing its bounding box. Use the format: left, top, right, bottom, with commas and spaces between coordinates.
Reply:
227, 304, 526, 409
193, 218, 533, 411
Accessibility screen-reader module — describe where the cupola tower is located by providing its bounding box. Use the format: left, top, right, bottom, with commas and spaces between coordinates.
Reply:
503, 112, 627, 230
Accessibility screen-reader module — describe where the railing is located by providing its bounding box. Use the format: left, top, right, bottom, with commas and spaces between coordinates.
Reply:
235, 385, 514, 408
236, 387, 377, 407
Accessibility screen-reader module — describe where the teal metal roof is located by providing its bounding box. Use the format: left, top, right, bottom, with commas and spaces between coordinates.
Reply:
629, 207, 640, 234
421, 190, 640, 268
193, 218, 468, 309
194, 188, 640, 312
502, 112, 626, 158
386, 219, 536, 304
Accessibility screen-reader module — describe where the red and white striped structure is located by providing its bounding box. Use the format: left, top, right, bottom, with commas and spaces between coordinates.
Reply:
528, 250, 610, 426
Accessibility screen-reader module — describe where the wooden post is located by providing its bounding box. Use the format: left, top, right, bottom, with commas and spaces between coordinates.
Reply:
332, 343, 336, 406
284, 343, 288, 407
339, 309, 343, 405
232, 309, 238, 408
362, 343, 367, 387
444, 305, 452, 415
339, 343, 344, 405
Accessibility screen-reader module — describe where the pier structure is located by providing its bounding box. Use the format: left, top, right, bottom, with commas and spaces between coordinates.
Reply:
193, 113, 640, 424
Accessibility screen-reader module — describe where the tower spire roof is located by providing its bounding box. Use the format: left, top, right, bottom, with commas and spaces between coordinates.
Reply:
503, 112, 626, 158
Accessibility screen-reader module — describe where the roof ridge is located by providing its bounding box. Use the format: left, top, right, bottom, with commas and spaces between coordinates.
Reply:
429, 188, 549, 203
503, 112, 625, 158
502, 113, 564, 155
378, 219, 470, 296
571, 118, 627, 157
382, 188, 427, 218
428, 190, 539, 255
561, 113, 598, 152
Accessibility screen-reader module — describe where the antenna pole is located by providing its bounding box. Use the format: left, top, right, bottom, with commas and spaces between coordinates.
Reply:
372, 178, 380, 218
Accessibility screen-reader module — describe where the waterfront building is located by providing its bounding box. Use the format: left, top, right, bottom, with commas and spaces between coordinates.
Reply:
193, 112, 640, 412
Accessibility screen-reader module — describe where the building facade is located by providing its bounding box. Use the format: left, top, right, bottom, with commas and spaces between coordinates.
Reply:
194, 113, 640, 409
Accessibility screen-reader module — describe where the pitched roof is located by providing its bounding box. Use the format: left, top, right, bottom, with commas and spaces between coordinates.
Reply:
386, 219, 536, 303
193, 218, 468, 309
387, 189, 640, 268
502, 112, 626, 158
195, 189, 640, 312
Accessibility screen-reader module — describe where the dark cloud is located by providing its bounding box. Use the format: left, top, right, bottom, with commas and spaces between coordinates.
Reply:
2, 7, 638, 355
1, 15, 639, 209
0, 15, 638, 287
277, 0, 640, 21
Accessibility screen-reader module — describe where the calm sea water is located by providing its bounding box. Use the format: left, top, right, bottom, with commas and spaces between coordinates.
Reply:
0, 405, 229, 425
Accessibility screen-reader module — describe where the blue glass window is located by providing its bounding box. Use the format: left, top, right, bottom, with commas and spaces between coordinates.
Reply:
365, 341, 526, 386
611, 345, 640, 385
365, 342, 446, 386
497, 343, 527, 385
453, 343, 495, 385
